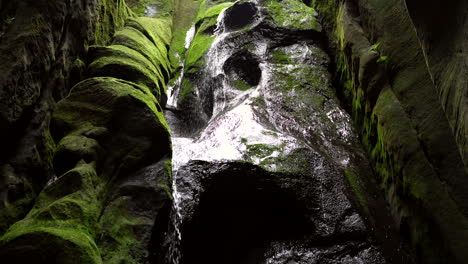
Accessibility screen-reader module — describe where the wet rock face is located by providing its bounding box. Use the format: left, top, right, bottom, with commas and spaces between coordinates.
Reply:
313, 0, 468, 262
174, 160, 374, 264
223, 2, 258, 31
0, 0, 131, 235
167, 1, 415, 263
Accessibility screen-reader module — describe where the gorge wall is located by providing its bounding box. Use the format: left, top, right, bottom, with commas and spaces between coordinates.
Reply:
0, 0, 466, 263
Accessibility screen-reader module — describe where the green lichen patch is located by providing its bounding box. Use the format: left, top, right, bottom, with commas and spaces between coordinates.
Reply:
265, 0, 321, 31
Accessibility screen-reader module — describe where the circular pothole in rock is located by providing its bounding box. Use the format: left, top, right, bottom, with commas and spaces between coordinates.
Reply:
223, 50, 261, 88
224, 2, 257, 31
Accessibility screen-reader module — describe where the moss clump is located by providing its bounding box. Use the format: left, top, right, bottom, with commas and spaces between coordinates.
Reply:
88, 44, 164, 99
0, 162, 103, 263
126, 0, 174, 17
343, 169, 370, 216
265, 0, 321, 31
263, 148, 317, 175
169, 0, 200, 69
98, 197, 149, 264
113, 26, 171, 81
184, 1, 233, 69
94, 0, 133, 46
233, 79, 251, 91
185, 31, 215, 69
245, 144, 282, 159
177, 77, 194, 104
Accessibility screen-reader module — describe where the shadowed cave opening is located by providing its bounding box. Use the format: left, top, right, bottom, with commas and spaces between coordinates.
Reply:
224, 2, 257, 31
223, 50, 262, 87
179, 167, 314, 264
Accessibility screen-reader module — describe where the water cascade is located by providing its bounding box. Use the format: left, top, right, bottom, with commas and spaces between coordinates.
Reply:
163, 1, 413, 263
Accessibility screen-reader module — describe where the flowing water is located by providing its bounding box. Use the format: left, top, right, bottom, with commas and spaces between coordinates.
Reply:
163, 1, 390, 263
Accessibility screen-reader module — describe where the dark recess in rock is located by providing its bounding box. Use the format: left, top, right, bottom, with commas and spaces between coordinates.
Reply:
224, 2, 257, 31
223, 50, 261, 86
179, 162, 314, 264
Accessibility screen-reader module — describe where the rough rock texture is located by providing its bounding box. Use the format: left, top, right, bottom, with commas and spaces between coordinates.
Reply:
0, 1, 174, 263
312, 0, 468, 262
0, 0, 132, 235
173, 157, 390, 263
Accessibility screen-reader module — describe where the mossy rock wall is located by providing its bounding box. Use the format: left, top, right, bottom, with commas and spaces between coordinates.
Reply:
0, 4, 173, 263
0, 0, 132, 236
312, 0, 468, 263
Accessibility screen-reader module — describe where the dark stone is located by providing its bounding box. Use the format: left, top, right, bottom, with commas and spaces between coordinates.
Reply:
223, 2, 257, 31
171, 160, 384, 264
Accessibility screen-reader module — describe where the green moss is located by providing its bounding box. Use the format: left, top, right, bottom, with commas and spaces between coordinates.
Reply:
266, 148, 316, 175
93, 0, 132, 46
177, 78, 194, 103
265, 0, 321, 31
0, 162, 103, 263
251, 96, 267, 109
271, 50, 292, 64
343, 169, 370, 215
233, 79, 251, 91
370, 42, 381, 51
126, 0, 148, 16
88, 45, 163, 99
113, 26, 171, 81
195, 1, 233, 23
376, 55, 388, 63
98, 197, 148, 264
169, 0, 200, 69
184, 2, 233, 69
158, 159, 173, 200
245, 144, 281, 159
185, 31, 214, 68
56, 77, 169, 135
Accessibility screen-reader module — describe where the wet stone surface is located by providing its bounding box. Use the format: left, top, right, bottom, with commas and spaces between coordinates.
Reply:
164, 1, 394, 263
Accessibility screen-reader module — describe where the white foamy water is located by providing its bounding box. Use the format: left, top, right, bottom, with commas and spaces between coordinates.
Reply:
171, 91, 299, 171
184, 24, 196, 49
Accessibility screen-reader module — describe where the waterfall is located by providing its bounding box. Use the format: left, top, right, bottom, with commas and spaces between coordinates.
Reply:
167, 24, 196, 108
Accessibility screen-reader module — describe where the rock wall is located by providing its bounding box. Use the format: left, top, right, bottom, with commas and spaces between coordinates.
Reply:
0, 0, 132, 235
0, 1, 174, 263
312, 0, 468, 262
